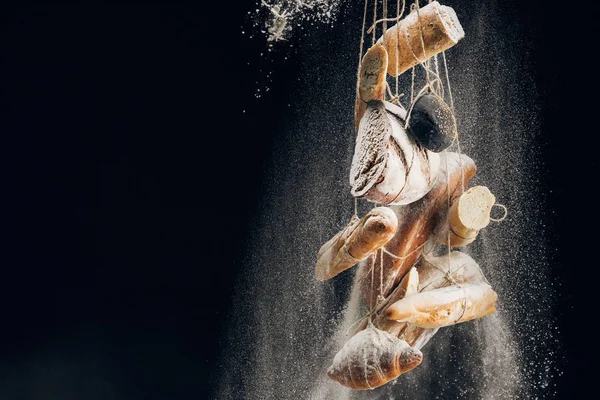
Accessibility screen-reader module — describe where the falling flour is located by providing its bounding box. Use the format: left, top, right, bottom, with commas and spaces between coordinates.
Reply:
258, 0, 343, 41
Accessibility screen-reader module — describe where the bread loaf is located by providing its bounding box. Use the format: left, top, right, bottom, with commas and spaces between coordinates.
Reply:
350, 100, 440, 206
360, 152, 476, 309
327, 326, 422, 390
377, 1, 464, 76
386, 251, 498, 328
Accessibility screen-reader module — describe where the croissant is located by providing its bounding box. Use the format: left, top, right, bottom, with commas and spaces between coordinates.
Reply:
327, 326, 422, 390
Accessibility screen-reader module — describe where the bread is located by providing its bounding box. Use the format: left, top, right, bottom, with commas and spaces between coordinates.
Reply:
357, 267, 419, 336
432, 185, 496, 247
354, 44, 388, 131
377, 1, 464, 77
386, 251, 498, 329
315, 207, 398, 281
327, 326, 422, 390
360, 152, 476, 309
350, 100, 441, 206
406, 92, 456, 152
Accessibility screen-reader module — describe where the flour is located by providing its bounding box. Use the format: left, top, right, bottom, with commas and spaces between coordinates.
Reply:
259, 0, 343, 41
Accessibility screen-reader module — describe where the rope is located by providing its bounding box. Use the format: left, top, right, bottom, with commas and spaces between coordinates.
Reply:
351, 0, 369, 217
444, 151, 452, 275
356, 0, 370, 101
356, 239, 426, 287
395, 0, 402, 96
380, 241, 427, 260
383, 0, 388, 33
379, 248, 384, 304
441, 51, 455, 110
370, 253, 375, 321
433, 54, 443, 98
490, 203, 508, 222
372, 0, 378, 44
441, 50, 465, 192
414, 1, 430, 86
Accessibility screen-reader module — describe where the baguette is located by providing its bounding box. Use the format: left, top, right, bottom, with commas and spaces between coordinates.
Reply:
315, 207, 398, 281
350, 100, 440, 206
377, 1, 464, 77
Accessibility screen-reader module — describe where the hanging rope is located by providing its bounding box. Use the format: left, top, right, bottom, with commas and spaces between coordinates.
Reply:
490, 203, 508, 222
383, 0, 388, 33
356, 0, 370, 91
441, 50, 465, 193
370, 252, 375, 321
379, 248, 384, 303
372, 0, 378, 44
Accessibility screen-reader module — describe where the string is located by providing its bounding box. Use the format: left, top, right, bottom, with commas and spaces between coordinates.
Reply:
490, 203, 508, 222
410, 66, 415, 103
383, 0, 388, 33
379, 248, 384, 304
372, 0, 378, 44
414, 0, 430, 86
370, 253, 375, 321
356, 0, 369, 94
441, 50, 465, 192
433, 54, 443, 98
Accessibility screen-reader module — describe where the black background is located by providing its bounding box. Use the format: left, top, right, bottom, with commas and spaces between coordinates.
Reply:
0, 1, 593, 398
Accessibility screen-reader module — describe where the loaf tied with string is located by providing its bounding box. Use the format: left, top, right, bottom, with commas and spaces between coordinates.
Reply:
377, 1, 464, 77
406, 92, 457, 152
350, 100, 441, 205
326, 325, 423, 390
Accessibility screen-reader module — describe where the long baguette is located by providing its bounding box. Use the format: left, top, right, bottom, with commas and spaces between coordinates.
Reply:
385, 283, 497, 328
377, 1, 464, 77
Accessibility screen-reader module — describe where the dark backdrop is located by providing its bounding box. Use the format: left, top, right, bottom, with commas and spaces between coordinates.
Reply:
0, 1, 592, 399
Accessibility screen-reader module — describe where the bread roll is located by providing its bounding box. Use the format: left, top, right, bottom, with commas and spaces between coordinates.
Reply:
377, 1, 464, 76
386, 283, 497, 328
406, 92, 456, 152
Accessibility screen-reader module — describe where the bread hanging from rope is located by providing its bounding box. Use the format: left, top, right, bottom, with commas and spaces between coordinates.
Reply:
386, 282, 497, 328
350, 100, 441, 206
315, 207, 398, 281
377, 1, 464, 77
386, 251, 497, 329
432, 185, 496, 247
326, 325, 423, 390
407, 92, 456, 152
360, 152, 476, 309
